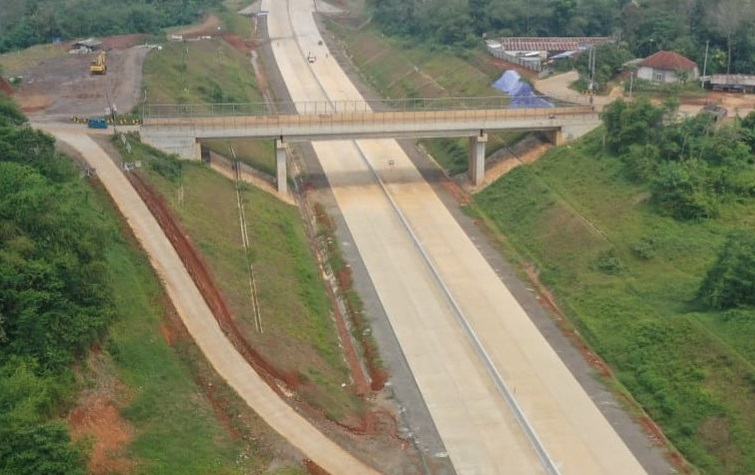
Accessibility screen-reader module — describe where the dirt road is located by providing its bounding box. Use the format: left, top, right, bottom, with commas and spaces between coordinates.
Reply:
535, 70, 754, 117
41, 128, 380, 475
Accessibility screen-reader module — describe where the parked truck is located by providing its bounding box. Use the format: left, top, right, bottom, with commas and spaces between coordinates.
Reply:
89, 51, 107, 74
87, 117, 108, 129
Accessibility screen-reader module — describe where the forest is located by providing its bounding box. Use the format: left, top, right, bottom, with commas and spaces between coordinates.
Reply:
366, 0, 755, 74
0, 97, 117, 473
0, 0, 222, 53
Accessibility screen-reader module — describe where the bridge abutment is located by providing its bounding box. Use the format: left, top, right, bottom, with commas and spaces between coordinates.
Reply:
468, 132, 488, 187
141, 132, 201, 160
276, 138, 287, 195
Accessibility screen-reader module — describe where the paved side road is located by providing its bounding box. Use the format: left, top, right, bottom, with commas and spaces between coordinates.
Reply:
43, 128, 380, 475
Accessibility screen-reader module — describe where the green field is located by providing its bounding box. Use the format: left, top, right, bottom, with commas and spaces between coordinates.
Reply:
326, 20, 525, 174
470, 132, 755, 474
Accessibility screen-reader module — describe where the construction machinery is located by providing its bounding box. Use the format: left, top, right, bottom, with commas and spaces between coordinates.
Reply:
89, 51, 107, 75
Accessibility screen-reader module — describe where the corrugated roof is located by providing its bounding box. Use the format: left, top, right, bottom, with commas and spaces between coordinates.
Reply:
73, 38, 102, 48
497, 37, 610, 52
638, 51, 697, 71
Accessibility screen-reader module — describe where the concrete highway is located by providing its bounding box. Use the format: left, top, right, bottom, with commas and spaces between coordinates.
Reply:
265, 0, 651, 473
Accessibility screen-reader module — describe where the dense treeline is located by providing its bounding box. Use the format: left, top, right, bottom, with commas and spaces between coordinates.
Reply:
0, 96, 119, 473
0, 0, 222, 53
367, 0, 755, 73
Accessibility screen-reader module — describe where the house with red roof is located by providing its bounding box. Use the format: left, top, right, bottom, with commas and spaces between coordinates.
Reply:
637, 50, 699, 83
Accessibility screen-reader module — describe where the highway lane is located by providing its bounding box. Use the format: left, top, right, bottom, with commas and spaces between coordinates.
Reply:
266, 0, 651, 473
267, 0, 546, 473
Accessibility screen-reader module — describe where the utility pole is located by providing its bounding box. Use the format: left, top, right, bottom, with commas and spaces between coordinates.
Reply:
629, 68, 635, 98
701, 39, 710, 88
588, 46, 596, 106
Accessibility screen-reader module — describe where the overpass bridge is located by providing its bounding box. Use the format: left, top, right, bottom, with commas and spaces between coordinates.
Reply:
140, 97, 600, 192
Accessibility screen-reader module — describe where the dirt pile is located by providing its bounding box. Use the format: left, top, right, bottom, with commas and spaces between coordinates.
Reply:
0, 77, 13, 96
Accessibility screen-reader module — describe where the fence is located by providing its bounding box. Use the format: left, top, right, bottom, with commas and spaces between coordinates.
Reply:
486, 46, 543, 72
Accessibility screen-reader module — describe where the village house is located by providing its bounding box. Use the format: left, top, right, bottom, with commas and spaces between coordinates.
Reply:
637, 50, 699, 83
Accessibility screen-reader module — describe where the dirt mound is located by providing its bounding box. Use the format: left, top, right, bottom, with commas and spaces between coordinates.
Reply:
68, 353, 134, 475
0, 77, 13, 96
219, 32, 257, 53
102, 34, 146, 50
172, 14, 221, 38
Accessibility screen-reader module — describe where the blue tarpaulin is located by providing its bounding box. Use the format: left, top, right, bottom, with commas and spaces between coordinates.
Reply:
492, 71, 554, 109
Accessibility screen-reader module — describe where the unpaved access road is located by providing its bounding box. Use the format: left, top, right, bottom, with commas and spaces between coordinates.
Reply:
535, 70, 754, 117
40, 127, 380, 475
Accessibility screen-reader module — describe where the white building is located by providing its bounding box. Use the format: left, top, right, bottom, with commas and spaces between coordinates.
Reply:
637, 50, 699, 83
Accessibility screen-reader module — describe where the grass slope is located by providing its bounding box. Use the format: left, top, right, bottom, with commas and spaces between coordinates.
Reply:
142, 39, 262, 105
123, 138, 362, 421
471, 131, 755, 474
326, 21, 525, 174
81, 182, 304, 473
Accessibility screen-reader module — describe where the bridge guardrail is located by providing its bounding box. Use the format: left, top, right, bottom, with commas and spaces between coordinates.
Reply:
140, 106, 598, 135
142, 95, 591, 121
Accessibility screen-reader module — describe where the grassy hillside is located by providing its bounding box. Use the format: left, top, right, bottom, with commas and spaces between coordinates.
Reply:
117, 137, 364, 422
142, 39, 262, 105
326, 20, 526, 174
100, 201, 293, 474
471, 131, 755, 474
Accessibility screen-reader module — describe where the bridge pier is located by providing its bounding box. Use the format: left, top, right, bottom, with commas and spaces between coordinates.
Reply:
276, 138, 287, 195
545, 129, 565, 146
468, 132, 488, 187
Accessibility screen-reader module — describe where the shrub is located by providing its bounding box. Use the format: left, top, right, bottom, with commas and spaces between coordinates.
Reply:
698, 230, 755, 309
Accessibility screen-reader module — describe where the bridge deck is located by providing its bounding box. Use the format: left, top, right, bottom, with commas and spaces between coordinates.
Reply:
142, 106, 597, 141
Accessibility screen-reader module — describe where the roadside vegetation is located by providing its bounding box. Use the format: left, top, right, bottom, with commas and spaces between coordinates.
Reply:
0, 96, 290, 473
327, 20, 526, 174
470, 105, 755, 473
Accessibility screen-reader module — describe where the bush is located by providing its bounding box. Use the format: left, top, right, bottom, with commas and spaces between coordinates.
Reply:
595, 249, 624, 275
698, 230, 755, 309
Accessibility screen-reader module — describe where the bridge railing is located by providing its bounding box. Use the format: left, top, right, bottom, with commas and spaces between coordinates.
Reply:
142, 95, 590, 120
140, 106, 599, 137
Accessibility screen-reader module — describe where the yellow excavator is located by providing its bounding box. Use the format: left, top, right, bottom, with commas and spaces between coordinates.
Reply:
89, 51, 107, 75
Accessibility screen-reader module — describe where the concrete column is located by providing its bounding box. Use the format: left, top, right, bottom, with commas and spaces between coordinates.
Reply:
275, 138, 287, 195
546, 129, 565, 146
468, 132, 487, 187
193, 140, 202, 161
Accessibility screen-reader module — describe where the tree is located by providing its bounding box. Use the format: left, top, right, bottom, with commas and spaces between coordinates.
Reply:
741, 111, 755, 153
698, 230, 755, 309
574, 43, 633, 89
0, 422, 85, 475
711, 0, 754, 73
601, 98, 664, 155
651, 159, 719, 220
